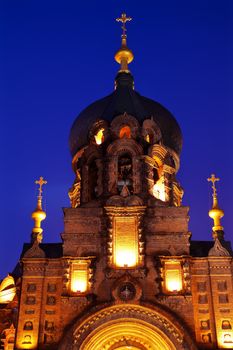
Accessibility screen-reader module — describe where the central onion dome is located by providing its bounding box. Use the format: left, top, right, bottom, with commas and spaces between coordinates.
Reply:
69, 14, 182, 158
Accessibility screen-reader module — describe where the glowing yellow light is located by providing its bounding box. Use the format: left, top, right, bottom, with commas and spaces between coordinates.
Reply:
71, 263, 88, 293
94, 128, 104, 145
115, 249, 137, 268
114, 217, 138, 268
165, 263, 182, 292
0, 275, 16, 304
152, 177, 166, 202
218, 332, 233, 348
17, 334, 37, 349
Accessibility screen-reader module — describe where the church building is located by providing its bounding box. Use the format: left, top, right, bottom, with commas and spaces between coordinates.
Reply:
0, 14, 233, 350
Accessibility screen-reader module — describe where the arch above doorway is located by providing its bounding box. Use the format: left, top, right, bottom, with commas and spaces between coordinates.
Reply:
59, 304, 198, 350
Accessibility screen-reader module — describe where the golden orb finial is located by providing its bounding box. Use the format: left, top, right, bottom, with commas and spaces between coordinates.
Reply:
115, 13, 134, 72
207, 174, 224, 236
31, 176, 47, 243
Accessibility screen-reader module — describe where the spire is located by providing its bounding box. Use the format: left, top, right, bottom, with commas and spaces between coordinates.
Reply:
115, 13, 134, 73
31, 176, 47, 244
207, 174, 224, 240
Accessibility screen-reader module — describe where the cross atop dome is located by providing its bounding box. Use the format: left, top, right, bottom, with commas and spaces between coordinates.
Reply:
116, 13, 132, 37
115, 13, 134, 73
31, 176, 47, 243
207, 173, 225, 238
35, 176, 47, 197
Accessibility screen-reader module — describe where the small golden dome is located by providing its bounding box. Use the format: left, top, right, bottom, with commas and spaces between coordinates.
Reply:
31, 209, 46, 222
31, 176, 47, 242
114, 47, 134, 65
207, 174, 224, 233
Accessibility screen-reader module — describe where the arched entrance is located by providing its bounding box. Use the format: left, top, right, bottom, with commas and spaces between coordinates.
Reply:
81, 319, 175, 350
59, 304, 197, 350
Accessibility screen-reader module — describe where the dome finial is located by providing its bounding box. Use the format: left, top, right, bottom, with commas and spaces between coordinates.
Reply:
207, 174, 224, 239
31, 176, 47, 243
115, 13, 134, 72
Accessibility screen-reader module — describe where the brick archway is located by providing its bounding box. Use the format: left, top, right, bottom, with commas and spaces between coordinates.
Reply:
58, 304, 198, 350
79, 320, 174, 350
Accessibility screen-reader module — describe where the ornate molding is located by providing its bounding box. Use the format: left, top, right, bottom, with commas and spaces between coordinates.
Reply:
155, 256, 191, 296
105, 206, 146, 268
73, 305, 183, 345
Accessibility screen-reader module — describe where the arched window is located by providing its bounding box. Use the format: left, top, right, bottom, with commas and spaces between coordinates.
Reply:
145, 130, 154, 144
94, 128, 104, 145
117, 153, 133, 193
89, 160, 98, 199
152, 176, 166, 202
23, 321, 33, 331
119, 126, 131, 139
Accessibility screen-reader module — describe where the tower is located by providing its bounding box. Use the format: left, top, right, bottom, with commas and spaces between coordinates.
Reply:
0, 13, 232, 350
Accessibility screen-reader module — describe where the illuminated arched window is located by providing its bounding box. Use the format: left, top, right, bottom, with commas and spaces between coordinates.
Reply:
145, 131, 154, 144
119, 126, 131, 139
71, 261, 89, 294
152, 175, 166, 202
113, 216, 139, 268
94, 128, 104, 145
164, 261, 183, 293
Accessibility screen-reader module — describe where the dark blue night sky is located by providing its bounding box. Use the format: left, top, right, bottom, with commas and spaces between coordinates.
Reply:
0, 1, 232, 278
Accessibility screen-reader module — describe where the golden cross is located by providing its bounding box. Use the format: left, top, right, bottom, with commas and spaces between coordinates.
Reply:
116, 13, 132, 36
35, 176, 47, 197
207, 174, 219, 196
